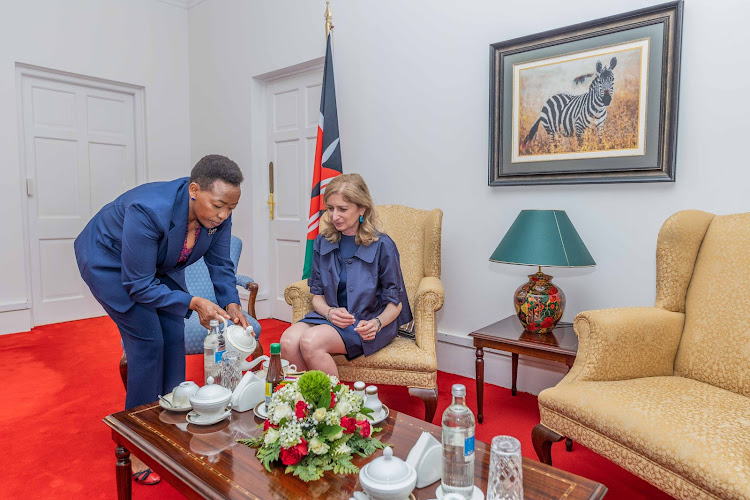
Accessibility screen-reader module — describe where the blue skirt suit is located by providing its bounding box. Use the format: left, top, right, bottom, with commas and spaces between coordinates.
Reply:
301, 233, 412, 360
74, 178, 240, 409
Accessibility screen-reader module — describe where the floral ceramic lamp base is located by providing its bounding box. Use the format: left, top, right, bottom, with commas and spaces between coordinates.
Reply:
513, 269, 565, 334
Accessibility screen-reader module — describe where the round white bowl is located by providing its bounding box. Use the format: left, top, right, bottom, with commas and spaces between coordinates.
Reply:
189, 383, 232, 418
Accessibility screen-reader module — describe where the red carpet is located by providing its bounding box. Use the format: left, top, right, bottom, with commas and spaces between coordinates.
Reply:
0, 317, 671, 499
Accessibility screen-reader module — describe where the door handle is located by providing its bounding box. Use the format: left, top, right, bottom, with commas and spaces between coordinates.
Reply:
267, 162, 275, 220
26, 178, 34, 197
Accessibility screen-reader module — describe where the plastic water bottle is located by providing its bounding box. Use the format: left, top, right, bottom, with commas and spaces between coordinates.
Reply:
215, 320, 226, 384
441, 384, 476, 499
203, 319, 222, 384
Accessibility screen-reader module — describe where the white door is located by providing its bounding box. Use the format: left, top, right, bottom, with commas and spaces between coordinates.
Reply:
19, 70, 144, 326
267, 68, 323, 321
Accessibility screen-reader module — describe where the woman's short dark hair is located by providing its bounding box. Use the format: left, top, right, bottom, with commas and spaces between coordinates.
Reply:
189, 154, 244, 190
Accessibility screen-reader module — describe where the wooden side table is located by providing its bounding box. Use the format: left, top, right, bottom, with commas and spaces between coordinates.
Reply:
469, 316, 577, 424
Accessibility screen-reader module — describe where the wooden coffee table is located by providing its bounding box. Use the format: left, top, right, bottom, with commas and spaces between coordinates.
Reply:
104, 402, 606, 499
469, 316, 578, 424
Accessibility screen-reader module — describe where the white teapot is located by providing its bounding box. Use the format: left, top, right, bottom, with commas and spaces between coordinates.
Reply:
222, 318, 264, 371
359, 446, 417, 500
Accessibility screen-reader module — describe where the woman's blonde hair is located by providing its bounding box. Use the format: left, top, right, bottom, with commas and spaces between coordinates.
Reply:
319, 173, 381, 246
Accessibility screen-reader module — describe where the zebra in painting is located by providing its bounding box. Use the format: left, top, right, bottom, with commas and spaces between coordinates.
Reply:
522, 57, 617, 147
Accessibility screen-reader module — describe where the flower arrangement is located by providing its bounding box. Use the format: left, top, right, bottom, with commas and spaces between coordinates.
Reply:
238, 370, 387, 482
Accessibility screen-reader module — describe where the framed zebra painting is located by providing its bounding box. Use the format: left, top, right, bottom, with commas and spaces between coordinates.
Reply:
489, 1, 683, 185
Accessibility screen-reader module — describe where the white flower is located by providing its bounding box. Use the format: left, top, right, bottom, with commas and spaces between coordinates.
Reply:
335, 400, 352, 416
309, 437, 330, 455
334, 443, 351, 455
264, 428, 280, 445
273, 403, 292, 422
356, 413, 367, 421
294, 391, 305, 403
313, 408, 327, 422
327, 429, 343, 441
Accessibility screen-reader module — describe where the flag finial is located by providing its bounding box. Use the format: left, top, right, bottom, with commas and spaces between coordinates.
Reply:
325, 1, 333, 37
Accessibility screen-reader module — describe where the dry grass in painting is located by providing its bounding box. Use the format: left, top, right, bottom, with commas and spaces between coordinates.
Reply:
517, 62, 642, 156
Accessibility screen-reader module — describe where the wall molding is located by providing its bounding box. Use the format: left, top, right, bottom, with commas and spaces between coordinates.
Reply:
156, 0, 209, 9
0, 301, 30, 313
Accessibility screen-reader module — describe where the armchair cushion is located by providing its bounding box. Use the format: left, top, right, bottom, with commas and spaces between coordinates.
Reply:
675, 212, 750, 397
539, 376, 750, 500
566, 307, 684, 383
183, 235, 261, 355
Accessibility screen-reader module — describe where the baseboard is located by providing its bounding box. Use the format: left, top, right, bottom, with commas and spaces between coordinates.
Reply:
436, 331, 567, 396
0, 309, 32, 335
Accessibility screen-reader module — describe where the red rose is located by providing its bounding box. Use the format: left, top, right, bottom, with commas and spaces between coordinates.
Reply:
329, 391, 336, 409
295, 400, 309, 419
356, 419, 371, 438
279, 440, 308, 465
274, 383, 285, 393
263, 419, 278, 431
340, 416, 357, 434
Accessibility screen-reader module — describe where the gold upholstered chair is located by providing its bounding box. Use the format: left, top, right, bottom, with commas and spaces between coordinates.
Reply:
285, 204, 444, 422
532, 210, 750, 500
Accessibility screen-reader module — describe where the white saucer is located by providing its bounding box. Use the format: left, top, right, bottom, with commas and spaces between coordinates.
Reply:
435, 484, 484, 500
253, 401, 269, 420
367, 404, 389, 425
160, 393, 191, 412
186, 408, 231, 426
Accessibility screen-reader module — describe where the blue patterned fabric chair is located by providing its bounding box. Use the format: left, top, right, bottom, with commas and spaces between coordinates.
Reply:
183, 235, 261, 354
119, 235, 261, 387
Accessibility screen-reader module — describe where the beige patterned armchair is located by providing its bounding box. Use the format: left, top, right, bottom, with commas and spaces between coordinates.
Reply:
532, 210, 750, 500
285, 205, 444, 422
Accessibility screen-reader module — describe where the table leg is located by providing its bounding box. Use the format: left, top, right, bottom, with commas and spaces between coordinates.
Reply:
511, 353, 519, 396
475, 347, 484, 424
116, 445, 132, 500
566, 438, 573, 452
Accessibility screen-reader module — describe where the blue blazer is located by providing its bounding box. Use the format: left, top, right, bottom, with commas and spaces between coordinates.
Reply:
74, 177, 239, 316
306, 233, 413, 356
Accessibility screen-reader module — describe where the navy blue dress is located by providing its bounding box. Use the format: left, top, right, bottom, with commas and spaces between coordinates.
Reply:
300, 234, 364, 360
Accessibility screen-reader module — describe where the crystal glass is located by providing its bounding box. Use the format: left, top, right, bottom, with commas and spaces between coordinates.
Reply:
220, 349, 242, 392
487, 435, 523, 500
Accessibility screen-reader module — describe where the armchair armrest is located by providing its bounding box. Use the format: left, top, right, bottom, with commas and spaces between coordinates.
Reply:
412, 276, 444, 353
284, 279, 313, 323
563, 307, 684, 384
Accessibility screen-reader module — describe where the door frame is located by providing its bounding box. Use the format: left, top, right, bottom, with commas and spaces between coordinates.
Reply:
15, 63, 148, 327
249, 58, 324, 320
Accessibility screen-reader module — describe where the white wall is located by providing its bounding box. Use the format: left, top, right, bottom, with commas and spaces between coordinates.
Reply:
188, 0, 750, 336
0, 0, 190, 334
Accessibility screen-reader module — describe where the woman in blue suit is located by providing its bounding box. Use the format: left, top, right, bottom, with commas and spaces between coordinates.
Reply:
75, 155, 249, 483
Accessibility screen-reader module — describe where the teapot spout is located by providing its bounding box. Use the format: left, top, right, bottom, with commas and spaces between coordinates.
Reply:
242, 355, 268, 372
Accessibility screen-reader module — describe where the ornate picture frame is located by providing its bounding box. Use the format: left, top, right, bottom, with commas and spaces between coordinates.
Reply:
488, 1, 683, 186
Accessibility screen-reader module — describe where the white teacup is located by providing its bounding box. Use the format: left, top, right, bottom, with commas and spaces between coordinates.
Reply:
172, 381, 199, 407
260, 359, 297, 374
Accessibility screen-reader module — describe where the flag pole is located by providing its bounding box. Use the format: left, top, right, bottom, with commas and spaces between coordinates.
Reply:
325, 1, 333, 37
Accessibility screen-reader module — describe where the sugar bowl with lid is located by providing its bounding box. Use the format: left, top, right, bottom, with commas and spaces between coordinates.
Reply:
359, 446, 417, 500
189, 377, 232, 419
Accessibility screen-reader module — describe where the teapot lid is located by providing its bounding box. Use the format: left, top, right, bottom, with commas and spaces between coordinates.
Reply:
226, 325, 255, 353
192, 382, 231, 403
361, 447, 414, 485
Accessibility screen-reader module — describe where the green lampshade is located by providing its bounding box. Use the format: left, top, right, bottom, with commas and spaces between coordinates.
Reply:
489, 210, 595, 268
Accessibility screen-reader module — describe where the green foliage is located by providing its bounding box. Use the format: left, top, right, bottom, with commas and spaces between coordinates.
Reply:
358, 406, 374, 416
251, 441, 281, 472
332, 456, 359, 475
236, 437, 263, 448
297, 370, 331, 405
318, 424, 344, 440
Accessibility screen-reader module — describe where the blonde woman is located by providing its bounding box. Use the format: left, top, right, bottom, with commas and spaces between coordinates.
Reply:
281, 174, 412, 376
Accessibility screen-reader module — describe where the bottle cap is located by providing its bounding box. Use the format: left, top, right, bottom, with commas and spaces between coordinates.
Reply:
353, 381, 365, 391
365, 385, 378, 395
209, 319, 219, 327
451, 384, 466, 397
270, 343, 281, 354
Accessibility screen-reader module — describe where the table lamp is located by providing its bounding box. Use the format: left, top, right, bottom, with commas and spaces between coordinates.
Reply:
489, 210, 595, 333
